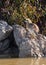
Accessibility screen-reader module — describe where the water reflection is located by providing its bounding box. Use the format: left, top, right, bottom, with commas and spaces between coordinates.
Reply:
0, 58, 46, 65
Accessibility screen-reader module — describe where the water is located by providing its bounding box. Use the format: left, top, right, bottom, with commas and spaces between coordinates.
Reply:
0, 58, 46, 65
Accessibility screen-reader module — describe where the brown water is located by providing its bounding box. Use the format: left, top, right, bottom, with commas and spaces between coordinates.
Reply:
0, 58, 46, 65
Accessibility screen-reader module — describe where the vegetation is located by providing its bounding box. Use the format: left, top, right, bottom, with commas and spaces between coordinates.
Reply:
0, 0, 46, 35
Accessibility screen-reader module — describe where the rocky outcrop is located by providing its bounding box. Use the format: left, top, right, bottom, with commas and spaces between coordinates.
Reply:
13, 23, 46, 58
0, 20, 46, 58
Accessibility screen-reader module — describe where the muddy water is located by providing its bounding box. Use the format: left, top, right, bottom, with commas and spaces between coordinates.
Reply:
0, 58, 46, 65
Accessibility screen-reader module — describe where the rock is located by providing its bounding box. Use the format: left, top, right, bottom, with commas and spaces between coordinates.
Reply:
0, 20, 19, 58
0, 20, 13, 41
0, 39, 10, 51
0, 39, 11, 58
0, 20, 13, 58
13, 24, 46, 58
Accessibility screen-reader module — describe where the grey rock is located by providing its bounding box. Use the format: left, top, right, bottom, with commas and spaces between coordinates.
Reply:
0, 20, 13, 58
13, 24, 46, 58
0, 39, 9, 51
0, 20, 13, 41
0, 38, 11, 58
